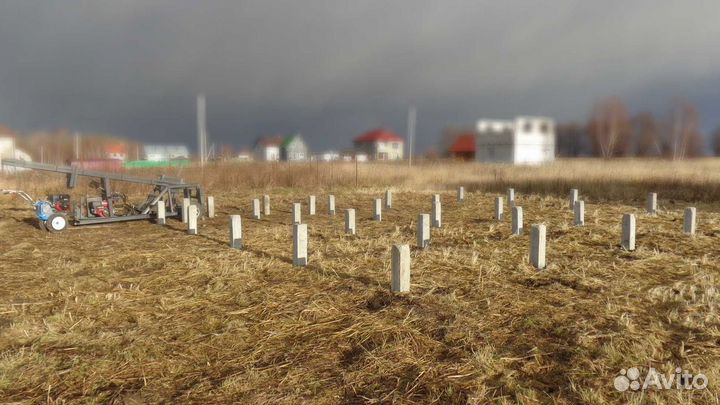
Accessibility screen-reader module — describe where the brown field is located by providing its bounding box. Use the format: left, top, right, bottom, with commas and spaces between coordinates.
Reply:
5, 158, 720, 201
1, 160, 719, 404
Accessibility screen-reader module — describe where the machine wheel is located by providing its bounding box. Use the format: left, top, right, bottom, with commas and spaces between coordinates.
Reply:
38, 219, 47, 231
46, 213, 68, 233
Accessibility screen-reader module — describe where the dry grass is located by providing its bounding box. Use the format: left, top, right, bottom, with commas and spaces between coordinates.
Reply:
1, 161, 720, 404
5, 158, 720, 202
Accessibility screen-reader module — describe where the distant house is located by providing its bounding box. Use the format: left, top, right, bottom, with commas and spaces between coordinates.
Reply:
281, 134, 309, 161
318, 150, 339, 161
143, 145, 190, 161
254, 136, 282, 161
236, 149, 254, 162
447, 133, 477, 160
476, 116, 555, 164
106, 144, 127, 161
340, 150, 359, 161
353, 128, 404, 160
0, 126, 32, 172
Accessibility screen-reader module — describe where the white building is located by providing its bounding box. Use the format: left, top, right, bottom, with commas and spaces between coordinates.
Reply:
318, 151, 340, 161
143, 145, 190, 161
0, 129, 33, 172
254, 137, 282, 162
236, 149, 253, 162
475, 116, 555, 164
281, 134, 309, 161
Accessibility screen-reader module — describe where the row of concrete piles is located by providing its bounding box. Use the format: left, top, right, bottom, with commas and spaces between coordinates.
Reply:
568, 189, 698, 249
155, 195, 216, 231
412, 187, 698, 288
161, 186, 700, 294
166, 191, 433, 293
536, 189, 697, 266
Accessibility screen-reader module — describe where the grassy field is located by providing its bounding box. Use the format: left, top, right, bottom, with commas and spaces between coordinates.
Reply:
1, 160, 720, 404
5, 158, 720, 201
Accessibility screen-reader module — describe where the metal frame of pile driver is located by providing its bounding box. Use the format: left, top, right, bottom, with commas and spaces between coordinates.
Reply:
1, 158, 204, 226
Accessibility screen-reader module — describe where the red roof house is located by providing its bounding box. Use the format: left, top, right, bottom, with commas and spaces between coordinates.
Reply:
448, 133, 476, 160
253, 136, 283, 161
354, 128, 404, 143
106, 144, 128, 161
353, 128, 404, 160
254, 136, 283, 147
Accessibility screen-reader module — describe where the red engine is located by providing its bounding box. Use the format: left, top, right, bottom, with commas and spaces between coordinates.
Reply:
86, 197, 109, 217
48, 194, 71, 212
94, 200, 109, 217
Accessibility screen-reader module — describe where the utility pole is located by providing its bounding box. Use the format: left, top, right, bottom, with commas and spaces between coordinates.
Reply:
407, 106, 416, 166
197, 94, 207, 168
74, 132, 81, 160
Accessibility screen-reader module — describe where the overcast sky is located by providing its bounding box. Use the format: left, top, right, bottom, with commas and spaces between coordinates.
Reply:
1, 1, 720, 152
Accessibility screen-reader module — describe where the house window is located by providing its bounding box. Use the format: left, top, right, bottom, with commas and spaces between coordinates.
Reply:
523, 122, 533, 132
392, 143, 399, 149
540, 122, 549, 134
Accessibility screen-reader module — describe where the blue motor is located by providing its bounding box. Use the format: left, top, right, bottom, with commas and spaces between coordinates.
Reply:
2, 189, 68, 232
35, 200, 54, 221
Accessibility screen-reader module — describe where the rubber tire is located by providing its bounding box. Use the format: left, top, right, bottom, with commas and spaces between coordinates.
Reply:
38, 219, 47, 231
46, 213, 68, 233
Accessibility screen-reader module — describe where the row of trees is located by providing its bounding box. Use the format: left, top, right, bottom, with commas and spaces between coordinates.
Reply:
14, 130, 142, 164
557, 98, 712, 159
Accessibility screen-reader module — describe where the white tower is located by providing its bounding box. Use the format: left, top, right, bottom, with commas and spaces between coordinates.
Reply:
197, 94, 208, 167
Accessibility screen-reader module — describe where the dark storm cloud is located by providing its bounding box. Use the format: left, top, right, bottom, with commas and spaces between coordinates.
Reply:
1, 1, 720, 152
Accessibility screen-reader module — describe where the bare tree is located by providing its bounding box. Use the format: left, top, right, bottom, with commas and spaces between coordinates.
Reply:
15, 130, 142, 164
588, 98, 631, 158
713, 127, 720, 156
220, 144, 234, 161
556, 123, 587, 157
630, 112, 661, 157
